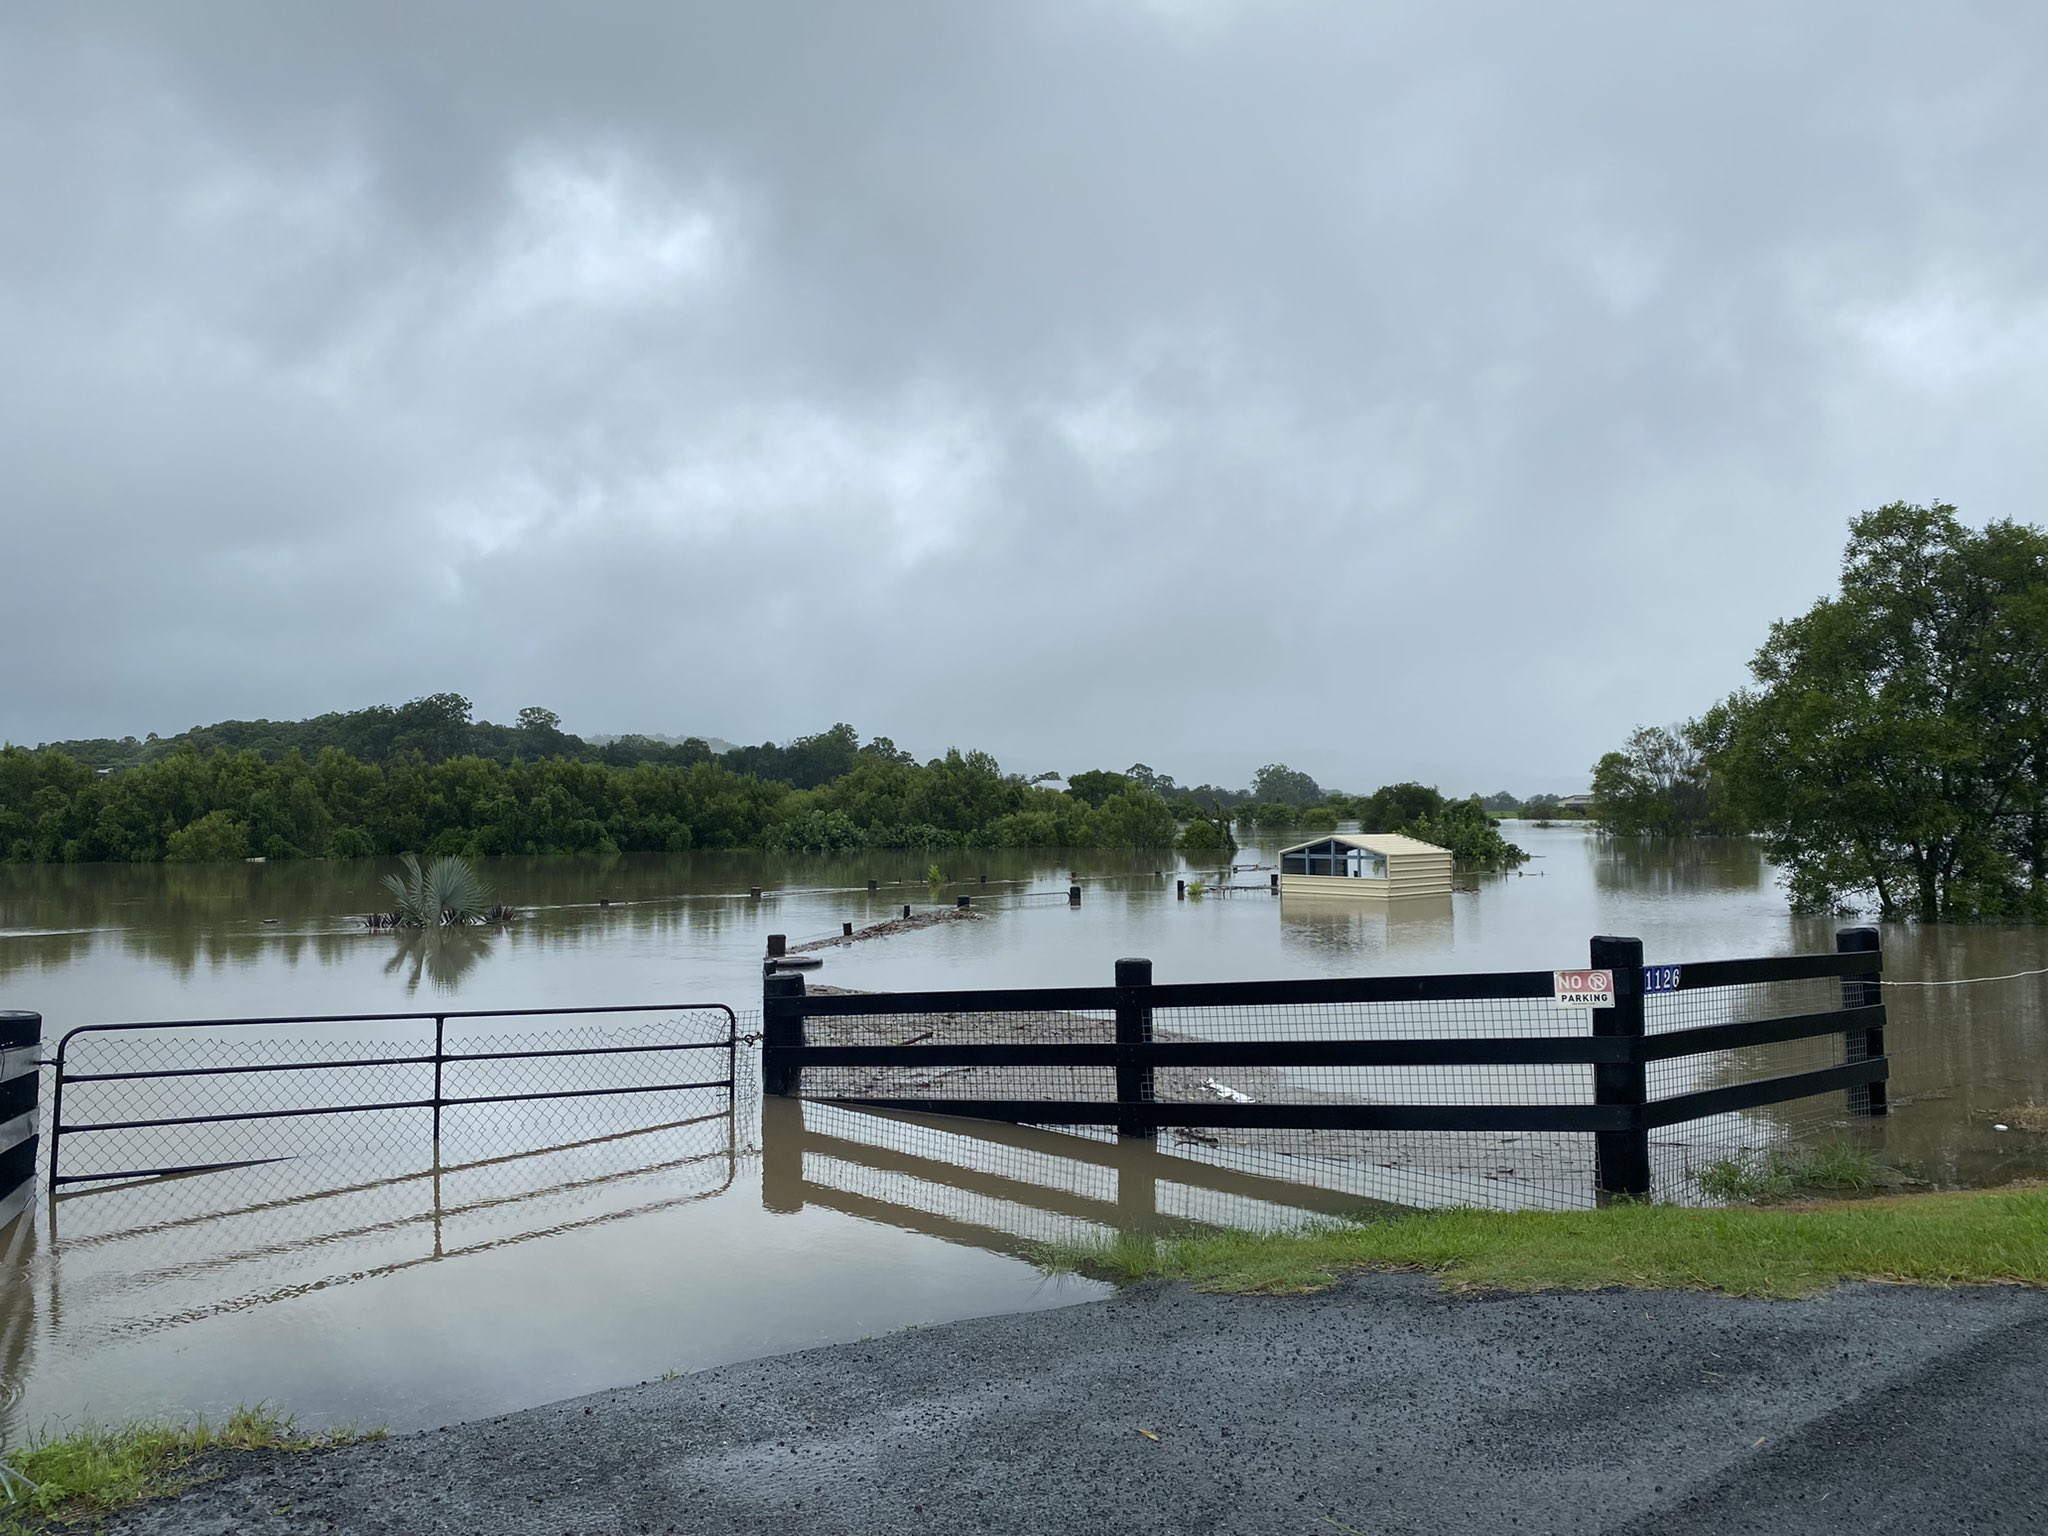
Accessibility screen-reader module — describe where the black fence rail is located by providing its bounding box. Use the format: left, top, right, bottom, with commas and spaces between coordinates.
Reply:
763, 931, 1887, 1201
49, 1003, 738, 1190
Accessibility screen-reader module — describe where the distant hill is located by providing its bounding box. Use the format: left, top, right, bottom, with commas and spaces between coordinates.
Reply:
33, 695, 722, 772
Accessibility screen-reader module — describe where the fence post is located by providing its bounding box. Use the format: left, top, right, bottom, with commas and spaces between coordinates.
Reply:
1, 1012, 38, 1226
432, 1015, 445, 1148
1590, 936, 1650, 1199
1837, 927, 1887, 1116
1114, 957, 1155, 1140
763, 971, 807, 1096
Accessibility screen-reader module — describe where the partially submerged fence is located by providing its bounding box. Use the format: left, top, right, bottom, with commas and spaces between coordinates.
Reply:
763, 931, 1887, 1202
47, 1003, 738, 1189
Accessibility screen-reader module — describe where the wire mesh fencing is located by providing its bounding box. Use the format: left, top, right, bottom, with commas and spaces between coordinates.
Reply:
1645, 973, 1859, 1203
48, 1004, 737, 1190
768, 939, 1888, 1213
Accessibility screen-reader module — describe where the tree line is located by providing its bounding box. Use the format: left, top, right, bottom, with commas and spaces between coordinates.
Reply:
0, 740, 1178, 863
1590, 502, 2048, 920
1, 717, 1529, 868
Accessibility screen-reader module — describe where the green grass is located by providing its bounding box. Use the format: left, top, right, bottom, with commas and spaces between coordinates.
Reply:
1036, 1185, 2048, 1301
1691, 1137, 1892, 1203
0, 1405, 381, 1531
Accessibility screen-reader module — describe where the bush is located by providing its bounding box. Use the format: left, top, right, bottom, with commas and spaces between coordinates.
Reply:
325, 826, 376, 859
1176, 817, 1235, 854
763, 809, 868, 854
163, 811, 250, 863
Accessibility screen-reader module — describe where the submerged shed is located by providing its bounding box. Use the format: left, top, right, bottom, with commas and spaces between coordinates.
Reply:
1277, 832, 1454, 900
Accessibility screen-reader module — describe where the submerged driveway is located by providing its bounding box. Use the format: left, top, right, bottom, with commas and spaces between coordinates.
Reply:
111, 1276, 2047, 1535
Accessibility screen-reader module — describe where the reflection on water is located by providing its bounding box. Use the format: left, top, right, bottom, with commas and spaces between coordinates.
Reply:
762, 1095, 1579, 1258
1280, 894, 1456, 961
5, 1072, 1098, 1442
7, 1079, 738, 1440
1591, 836, 1773, 897
2, 827, 2046, 1436
382, 929, 496, 994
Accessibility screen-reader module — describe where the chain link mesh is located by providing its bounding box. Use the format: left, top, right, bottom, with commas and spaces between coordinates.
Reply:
50, 1007, 735, 1187
787, 968, 1877, 1213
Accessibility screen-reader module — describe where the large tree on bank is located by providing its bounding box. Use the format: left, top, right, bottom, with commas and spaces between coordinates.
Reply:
1706, 502, 2048, 919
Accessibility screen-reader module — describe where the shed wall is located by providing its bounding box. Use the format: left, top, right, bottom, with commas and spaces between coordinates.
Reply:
1278, 873, 1395, 900
1385, 851, 1454, 899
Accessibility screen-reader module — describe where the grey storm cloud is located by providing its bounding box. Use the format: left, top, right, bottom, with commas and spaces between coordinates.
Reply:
3, 1, 2045, 793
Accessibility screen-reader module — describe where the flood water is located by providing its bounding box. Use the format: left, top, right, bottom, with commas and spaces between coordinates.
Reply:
1, 825, 2044, 1441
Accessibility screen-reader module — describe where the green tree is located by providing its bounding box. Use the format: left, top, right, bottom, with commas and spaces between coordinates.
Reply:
1088, 790, 1179, 847
1406, 798, 1529, 868
1250, 763, 1322, 806
1589, 725, 1727, 836
165, 810, 251, 863
1176, 815, 1236, 854
1066, 770, 1138, 809
1708, 502, 2048, 918
1250, 801, 1298, 833
1123, 762, 1178, 795
1358, 782, 1444, 830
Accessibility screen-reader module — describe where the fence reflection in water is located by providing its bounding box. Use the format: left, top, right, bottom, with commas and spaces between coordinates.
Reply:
764, 1096, 1449, 1260
38, 1091, 740, 1354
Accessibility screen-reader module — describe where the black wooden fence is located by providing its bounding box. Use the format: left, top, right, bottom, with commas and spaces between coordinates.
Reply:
763, 929, 1887, 1199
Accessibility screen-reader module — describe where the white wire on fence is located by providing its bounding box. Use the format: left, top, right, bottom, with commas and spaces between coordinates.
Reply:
1881, 965, 2048, 988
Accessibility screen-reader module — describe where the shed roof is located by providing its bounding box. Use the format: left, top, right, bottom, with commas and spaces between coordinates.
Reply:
1278, 832, 1450, 858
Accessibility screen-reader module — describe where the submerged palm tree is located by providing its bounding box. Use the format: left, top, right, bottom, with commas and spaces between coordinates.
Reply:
380, 853, 495, 927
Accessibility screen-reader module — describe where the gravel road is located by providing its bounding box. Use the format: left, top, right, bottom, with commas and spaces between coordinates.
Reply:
107, 1276, 2048, 1535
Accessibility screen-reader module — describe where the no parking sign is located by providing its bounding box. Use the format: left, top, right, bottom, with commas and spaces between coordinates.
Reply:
1553, 969, 1614, 1008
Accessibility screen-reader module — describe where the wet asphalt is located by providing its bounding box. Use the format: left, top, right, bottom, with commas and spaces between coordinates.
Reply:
107, 1276, 2047, 1535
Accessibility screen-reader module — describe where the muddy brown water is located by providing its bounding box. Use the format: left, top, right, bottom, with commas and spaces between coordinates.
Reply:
0, 826, 2043, 1439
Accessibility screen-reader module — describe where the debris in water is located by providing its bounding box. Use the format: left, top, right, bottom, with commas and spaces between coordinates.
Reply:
790, 906, 983, 952
1204, 1079, 1254, 1103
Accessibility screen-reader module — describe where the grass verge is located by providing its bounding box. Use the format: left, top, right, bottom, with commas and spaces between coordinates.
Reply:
0, 1405, 382, 1531
1035, 1185, 2047, 1301
1691, 1137, 1900, 1203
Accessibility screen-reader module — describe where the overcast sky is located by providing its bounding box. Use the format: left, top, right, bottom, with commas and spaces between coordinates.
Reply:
3, 2, 2043, 794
